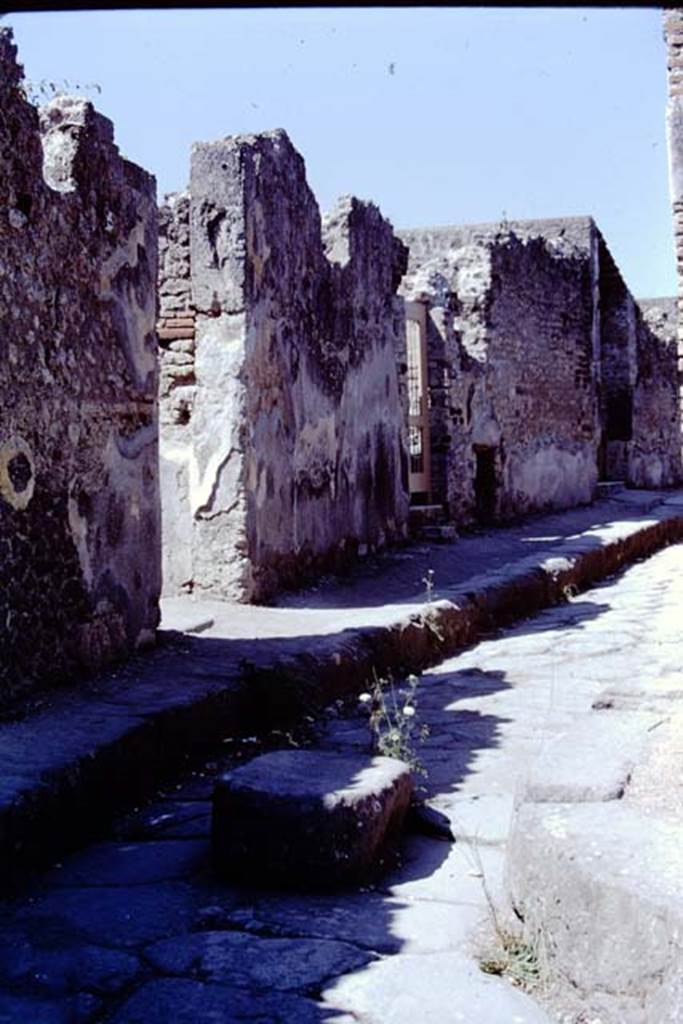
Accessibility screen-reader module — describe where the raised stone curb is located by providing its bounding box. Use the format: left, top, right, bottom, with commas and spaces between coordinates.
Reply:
505, 651, 683, 1020
506, 801, 683, 1023
2, 495, 683, 883
515, 710, 660, 805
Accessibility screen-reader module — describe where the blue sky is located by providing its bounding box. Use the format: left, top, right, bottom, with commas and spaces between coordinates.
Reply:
6, 7, 676, 297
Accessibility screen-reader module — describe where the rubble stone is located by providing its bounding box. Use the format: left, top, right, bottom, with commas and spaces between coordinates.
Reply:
0, 29, 160, 705
159, 130, 409, 601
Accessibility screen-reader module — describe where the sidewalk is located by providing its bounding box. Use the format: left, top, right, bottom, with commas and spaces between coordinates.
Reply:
2, 487, 683, 880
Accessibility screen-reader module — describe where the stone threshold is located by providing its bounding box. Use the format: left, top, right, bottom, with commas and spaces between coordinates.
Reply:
2, 494, 683, 887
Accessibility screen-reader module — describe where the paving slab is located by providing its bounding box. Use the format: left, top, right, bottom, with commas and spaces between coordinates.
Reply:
12, 881, 199, 949
108, 978, 325, 1024
0, 991, 100, 1024
321, 950, 553, 1024
507, 801, 683, 1022
143, 930, 374, 991
516, 711, 660, 805
212, 889, 487, 956
0, 931, 139, 996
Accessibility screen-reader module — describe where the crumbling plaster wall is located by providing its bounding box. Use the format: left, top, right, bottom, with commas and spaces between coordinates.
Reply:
159, 129, 409, 602
0, 30, 160, 705
400, 216, 682, 525
399, 219, 601, 524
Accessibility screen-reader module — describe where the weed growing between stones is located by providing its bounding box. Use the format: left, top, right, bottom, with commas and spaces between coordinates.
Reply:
422, 568, 436, 602
359, 669, 430, 778
479, 934, 542, 991
467, 840, 548, 996
21, 77, 102, 105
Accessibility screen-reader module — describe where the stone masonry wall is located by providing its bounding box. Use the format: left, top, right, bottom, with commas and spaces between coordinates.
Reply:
631, 297, 682, 487
0, 30, 160, 706
399, 219, 601, 524
159, 129, 409, 602
158, 192, 197, 595
399, 216, 681, 525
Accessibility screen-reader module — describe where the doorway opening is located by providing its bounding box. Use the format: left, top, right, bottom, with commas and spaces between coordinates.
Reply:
473, 445, 498, 523
405, 304, 432, 505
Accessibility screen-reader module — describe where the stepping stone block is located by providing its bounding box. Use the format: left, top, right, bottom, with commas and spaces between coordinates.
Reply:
212, 750, 413, 887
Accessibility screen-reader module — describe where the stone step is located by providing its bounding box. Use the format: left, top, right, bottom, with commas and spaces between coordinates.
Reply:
212, 750, 413, 887
420, 524, 459, 543
409, 503, 445, 527
595, 480, 625, 499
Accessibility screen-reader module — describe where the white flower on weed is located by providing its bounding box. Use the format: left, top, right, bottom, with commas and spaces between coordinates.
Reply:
358, 692, 372, 704
402, 705, 416, 717
407, 674, 419, 685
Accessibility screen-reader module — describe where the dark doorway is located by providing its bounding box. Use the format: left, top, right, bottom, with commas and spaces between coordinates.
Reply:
474, 445, 497, 524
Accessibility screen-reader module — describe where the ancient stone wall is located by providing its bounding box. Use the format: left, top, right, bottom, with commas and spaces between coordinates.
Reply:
631, 297, 682, 487
399, 219, 601, 524
157, 192, 197, 595
0, 29, 160, 706
159, 129, 409, 602
596, 237, 637, 480
399, 216, 682, 526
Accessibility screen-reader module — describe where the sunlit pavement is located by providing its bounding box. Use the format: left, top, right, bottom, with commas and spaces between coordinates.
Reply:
2, 538, 682, 1021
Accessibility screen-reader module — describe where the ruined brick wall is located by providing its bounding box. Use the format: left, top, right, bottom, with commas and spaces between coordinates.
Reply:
630, 297, 682, 487
0, 30, 160, 705
159, 129, 409, 601
399, 216, 682, 523
399, 220, 601, 524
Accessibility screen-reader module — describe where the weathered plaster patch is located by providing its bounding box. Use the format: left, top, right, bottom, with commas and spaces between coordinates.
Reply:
0, 436, 35, 510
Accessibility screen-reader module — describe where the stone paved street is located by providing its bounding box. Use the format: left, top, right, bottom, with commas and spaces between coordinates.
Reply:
1, 543, 682, 1023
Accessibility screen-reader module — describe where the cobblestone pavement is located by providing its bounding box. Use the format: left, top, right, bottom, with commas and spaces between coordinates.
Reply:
1, 543, 682, 1023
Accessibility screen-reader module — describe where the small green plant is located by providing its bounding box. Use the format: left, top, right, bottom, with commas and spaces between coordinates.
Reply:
466, 839, 547, 995
359, 669, 430, 776
21, 78, 102, 106
479, 934, 542, 991
422, 568, 435, 602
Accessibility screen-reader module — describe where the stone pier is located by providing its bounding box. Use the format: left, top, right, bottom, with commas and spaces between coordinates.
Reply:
159, 130, 410, 602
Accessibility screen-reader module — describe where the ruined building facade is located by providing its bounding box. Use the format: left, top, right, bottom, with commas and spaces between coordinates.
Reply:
397, 218, 682, 526
158, 130, 409, 602
158, 128, 683, 603
3, 17, 682, 698
0, 30, 160, 704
